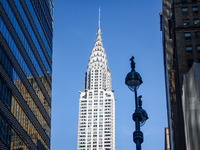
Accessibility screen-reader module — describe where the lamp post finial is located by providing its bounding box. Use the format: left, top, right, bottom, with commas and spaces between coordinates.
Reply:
130, 56, 135, 70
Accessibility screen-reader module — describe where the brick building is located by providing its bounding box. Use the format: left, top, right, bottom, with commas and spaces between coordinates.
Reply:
161, 0, 200, 149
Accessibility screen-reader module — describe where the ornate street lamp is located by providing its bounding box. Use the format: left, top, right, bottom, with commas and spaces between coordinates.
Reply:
125, 56, 148, 150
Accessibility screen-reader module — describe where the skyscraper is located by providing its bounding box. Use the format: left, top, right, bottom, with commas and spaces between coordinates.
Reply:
77, 9, 115, 150
0, 0, 53, 149
161, 0, 200, 149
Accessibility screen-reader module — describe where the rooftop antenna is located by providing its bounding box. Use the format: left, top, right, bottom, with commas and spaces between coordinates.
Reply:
99, 7, 101, 28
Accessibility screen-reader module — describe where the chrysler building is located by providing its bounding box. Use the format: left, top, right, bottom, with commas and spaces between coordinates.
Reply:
77, 9, 115, 150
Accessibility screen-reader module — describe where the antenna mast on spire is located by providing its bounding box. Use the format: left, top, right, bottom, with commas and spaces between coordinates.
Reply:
99, 7, 101, 28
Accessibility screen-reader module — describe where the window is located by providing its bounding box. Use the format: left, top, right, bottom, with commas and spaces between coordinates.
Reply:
185, 32, 191, 40
195, 32, 200, 39
193, 19, 200, 26
183, 19, 189, 27
193, 7, 199, 14
197, 45, 200, 52
186, 46, 193, 54
182, 7, 188, 15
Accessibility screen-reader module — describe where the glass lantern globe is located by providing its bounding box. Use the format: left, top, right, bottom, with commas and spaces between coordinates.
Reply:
138, 108, 148, 127
125, 70, 143, 92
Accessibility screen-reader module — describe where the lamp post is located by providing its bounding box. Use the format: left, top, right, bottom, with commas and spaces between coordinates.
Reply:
125, 56, 148, 150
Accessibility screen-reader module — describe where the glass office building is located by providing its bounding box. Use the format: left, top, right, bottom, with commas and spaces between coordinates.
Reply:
0, 0, 53, 149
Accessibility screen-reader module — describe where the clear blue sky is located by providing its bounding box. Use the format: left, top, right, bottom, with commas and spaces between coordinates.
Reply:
51, 0, 167, 149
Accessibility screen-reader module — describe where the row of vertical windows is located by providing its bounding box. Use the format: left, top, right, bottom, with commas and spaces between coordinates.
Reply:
186, 45, 200, 54
38, 0, 53, 29
79, 115, 105, 118
0, 113, 29, 149
32, 0, 52, 31
183, 19, 200, 27
0, 50, 50, 133
0, 81, 48, 149
0, 30, 51, 116
0, 15, 51, 96
79, 119, 111, 123
0, 17, 51, 106
90, 68, 103, 90
0, 46, 13, 79
25, 0, 52, 59
11, 98, 48, 149
12, 0, 51, 73
0, 5, 42, 75
79, 118, 112, 122
0, 78, 12, 109
79, 108, 111, 111
92, 70, 101, 72
0, 17, 33, 77
14, 75, 51, 136
1, 0, 51, 77
184, 32, 200, 40
80, 102, 111, 107
182, 6, 199, 15
31, 0, 53, 43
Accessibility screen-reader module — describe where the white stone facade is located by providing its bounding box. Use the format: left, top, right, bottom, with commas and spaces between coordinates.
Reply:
77, 10, 115, 150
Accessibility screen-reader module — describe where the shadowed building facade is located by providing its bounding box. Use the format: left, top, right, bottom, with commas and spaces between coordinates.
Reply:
161, 0, 200, 149
77, 10, 116, 150
0, 0, 53, 149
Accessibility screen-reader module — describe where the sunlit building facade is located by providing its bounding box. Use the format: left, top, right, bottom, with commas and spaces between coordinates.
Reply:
77, 10, 115, 150
0, 0, 53, 149
161, 0, 200, 149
